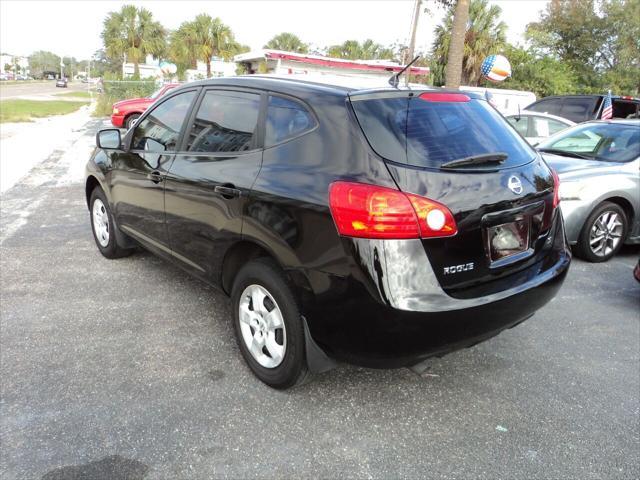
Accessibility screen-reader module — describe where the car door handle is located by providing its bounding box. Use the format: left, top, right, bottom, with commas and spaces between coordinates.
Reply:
214, 185, 241, 199
148, 171, 163, 184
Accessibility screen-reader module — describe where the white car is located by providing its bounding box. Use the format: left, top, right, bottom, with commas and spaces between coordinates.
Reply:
506, 111, 575, 145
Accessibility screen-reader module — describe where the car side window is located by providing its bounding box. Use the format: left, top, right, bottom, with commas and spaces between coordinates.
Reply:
186, 90, 260, 153
531, 117, 567, 138
528, 98, 562, 116
131, 90, 196, 151
508, 116, 529, 137
559, 97, 596, 122
265, 96, 316, 146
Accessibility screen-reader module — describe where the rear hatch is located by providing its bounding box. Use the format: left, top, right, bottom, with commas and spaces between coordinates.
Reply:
350, 89, 558, 299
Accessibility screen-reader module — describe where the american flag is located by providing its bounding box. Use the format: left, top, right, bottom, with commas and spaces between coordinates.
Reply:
601, 91, 613, 119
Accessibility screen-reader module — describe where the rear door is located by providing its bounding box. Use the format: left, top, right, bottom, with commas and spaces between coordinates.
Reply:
111, 89, 198, 252
163, 88, 264, 280
350, 91, 558, 298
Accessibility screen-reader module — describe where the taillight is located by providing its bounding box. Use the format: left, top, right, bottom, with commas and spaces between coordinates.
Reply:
551, 169, 560, 208
328, 181, 457, 239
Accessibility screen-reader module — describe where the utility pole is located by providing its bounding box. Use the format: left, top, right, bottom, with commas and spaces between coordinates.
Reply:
406, 0, 422, 85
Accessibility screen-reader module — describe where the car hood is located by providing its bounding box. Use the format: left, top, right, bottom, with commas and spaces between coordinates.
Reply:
541, 153, 610, 175
113, 97, 152, 109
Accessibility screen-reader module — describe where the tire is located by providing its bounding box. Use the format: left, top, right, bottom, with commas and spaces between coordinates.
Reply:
575, 201, 628, 262
125, 113, 140, 130
89, 187, 134, 259
231, 259, 309, 389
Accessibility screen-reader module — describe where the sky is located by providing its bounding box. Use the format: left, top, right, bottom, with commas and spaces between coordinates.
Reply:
0, 0, 551, 60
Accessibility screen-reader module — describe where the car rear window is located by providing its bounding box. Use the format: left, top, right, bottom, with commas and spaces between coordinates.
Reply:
351, 94, 536, 169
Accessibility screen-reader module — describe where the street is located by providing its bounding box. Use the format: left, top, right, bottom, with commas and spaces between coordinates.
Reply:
0, 112, 638, 479
0, 80, 87, 100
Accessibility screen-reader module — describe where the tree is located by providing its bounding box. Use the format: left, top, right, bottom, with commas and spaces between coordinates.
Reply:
326, 39, 395, 60
444, 0, 469, 88
492, 44, 578, 97
432, 0, 506, 86
28, 51, 61, 78
526, 0, 639, 94
264, 33, 308, 53
171, 14, 236, 78
62, 56, 78, 79
101, 4, 166, 78
89, 49, 122, 78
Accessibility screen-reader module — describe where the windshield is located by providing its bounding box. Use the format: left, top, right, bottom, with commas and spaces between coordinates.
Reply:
351, 95, 536, 169
149, 86, 165, 99
537, 122, 640, 163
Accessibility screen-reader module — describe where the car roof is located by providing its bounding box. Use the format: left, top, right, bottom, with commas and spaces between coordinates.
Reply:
532, 94, 639, 102
584, 119, 640, 127
509, 110, 576, 125
178, 74, 485, 100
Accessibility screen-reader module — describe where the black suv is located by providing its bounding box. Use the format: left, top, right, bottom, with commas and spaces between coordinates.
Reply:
526, 94, 640, 123
86, 76, 571, 388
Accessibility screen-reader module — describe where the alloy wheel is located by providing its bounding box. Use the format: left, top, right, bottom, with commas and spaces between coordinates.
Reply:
589, 210, 623, 257
92, 198, 110, 247
238, 284, 286, 368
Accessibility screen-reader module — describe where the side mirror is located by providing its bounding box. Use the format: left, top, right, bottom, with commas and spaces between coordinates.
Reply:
96, 129, 121, 149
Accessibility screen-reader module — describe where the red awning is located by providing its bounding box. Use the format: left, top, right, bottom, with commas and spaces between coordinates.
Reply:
264, 52, 429, 76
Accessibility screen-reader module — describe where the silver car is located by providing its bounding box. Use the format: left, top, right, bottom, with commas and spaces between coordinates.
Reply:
506, 111, 575, 145
538, 119, 639, 262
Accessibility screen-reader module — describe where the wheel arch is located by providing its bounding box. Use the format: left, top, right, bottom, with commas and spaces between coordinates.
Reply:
85, 175, 101, 209
602, 196, 635, 229
220, 240, 311, 296
122, 110, 144, 125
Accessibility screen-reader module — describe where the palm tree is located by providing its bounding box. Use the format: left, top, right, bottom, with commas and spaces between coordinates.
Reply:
264, 33, 308, 53
102, 5, 166, 78
444, 0, 469, 88
326, 39, 395, 60
183, 14, 236, 78
432, 0, 506, 86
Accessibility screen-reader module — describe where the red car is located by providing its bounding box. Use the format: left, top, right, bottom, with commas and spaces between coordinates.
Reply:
111, 83, 179, 129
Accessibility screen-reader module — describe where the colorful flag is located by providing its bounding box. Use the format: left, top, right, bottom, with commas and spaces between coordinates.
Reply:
601, 91, 613, 119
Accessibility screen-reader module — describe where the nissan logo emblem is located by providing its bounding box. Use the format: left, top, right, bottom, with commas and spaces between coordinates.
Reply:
508, 175, 523, 195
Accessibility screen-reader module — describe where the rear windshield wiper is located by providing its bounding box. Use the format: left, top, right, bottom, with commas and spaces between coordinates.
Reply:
440, 152, 508, 169
537, 148, 593, 160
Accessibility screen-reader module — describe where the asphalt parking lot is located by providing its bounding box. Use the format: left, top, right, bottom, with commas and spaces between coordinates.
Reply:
1, 119, 639, 479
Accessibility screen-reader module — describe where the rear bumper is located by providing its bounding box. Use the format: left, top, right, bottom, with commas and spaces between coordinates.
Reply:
307, 252, 568, 368
110, 113, 125, 128
301, 214, 571, 368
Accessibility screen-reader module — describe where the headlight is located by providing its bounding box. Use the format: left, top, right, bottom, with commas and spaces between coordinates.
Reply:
112, 107, 119, 114
559, 181, 584, 201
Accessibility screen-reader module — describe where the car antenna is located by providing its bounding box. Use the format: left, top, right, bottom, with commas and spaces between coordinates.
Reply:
388, 55, 421, 88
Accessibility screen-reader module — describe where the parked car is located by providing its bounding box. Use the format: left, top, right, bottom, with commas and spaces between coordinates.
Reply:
526, 94, 640, 123
634, 260, 640, 283
56, 78, 68, 88
86, 76, 570, 388
110, 83, 179, 129
459, 86, 537, 116
506, 111, 575, 145
538, 119, 639, 262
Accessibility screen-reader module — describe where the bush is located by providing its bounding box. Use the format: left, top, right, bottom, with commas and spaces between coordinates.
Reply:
92, 77, 157, 117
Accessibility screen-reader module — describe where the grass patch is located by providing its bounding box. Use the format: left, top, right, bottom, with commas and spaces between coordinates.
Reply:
55, 91, 93, 99
0, 80, 47, 86
93, 95, 114, 117
0, 99, 89, 123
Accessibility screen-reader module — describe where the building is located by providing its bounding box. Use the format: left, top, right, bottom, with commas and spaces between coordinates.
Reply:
0, 53, 29, 76
122, 55, 236, 80
234, 49, 429, 81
